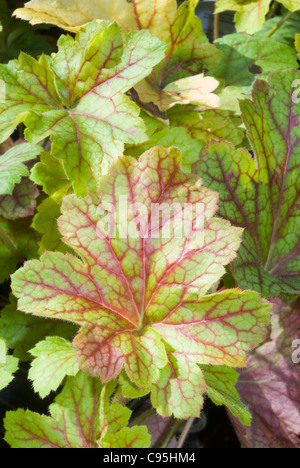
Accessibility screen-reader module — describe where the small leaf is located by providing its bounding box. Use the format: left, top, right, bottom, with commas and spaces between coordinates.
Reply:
29, 337, 79, 398
0, 339, 18, 391
99, 383, 151, 448
198, 70, 300, 296
201, 364, 251, 426
215, 0, 272, 35
30, 152, 72, 203
32, 197, 72, 254
12, 146, 271, 419
0, 142, 42, 195
151, 354, 206, 419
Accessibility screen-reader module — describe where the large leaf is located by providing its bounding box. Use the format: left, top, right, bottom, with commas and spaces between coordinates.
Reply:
12, 146, 271, 419
230, 297, 300, 448
14, 0, 177, 34
215, 0, 300, 34
0, 22, 166, 196
198, 70, 300, 297
214, 33, 298, 93
15, 1, 222, 113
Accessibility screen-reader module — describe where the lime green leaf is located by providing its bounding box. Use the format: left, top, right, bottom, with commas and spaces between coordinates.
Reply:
29, 337, 79, 398
215, 0, 300, 34
12, 146, 271, 419
0, 339, 18, 391
201, 365, 251, 426
4, 371, 104, 448
30, 152, 72, 203
151, 354, 206, 418
0, 22, 166, 196
214, 33, 298, 93
32, 197, 72, 254
198, 70, 300, 296
0, 142, 42, 195
119, 371, 150, 399
0, 296, 78, 361
215, 0, 272, 34
99, 383, 151, 448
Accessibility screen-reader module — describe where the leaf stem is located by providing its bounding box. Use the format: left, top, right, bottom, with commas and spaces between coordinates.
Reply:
134, 407, 157, 426
176, 417, 195, 448
160, 419, 184, 448
267, 1, 279, 19
266, 11, 293, 38
214, 13, 220, 41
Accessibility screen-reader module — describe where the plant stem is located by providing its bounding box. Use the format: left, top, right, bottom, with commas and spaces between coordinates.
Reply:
267, 1, 279, 19
134, 407, 157, 426
160, 419, 184, 448
266, 11, 293, 38
176, 417, 195, 448
214, 13, 219, 41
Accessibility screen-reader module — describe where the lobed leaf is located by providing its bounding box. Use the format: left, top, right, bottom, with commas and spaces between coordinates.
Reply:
198, 70, 300, 297
12, 146, 271, 418
15, 1, 222, 113
0, 142, 42, 195
29, 337, 79, 398
0, 22, 166, 196
201, 364, 251, 426
4, 371, 103, 448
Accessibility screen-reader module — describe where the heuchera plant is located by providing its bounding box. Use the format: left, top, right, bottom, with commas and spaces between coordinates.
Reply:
0, 0, 299, 449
